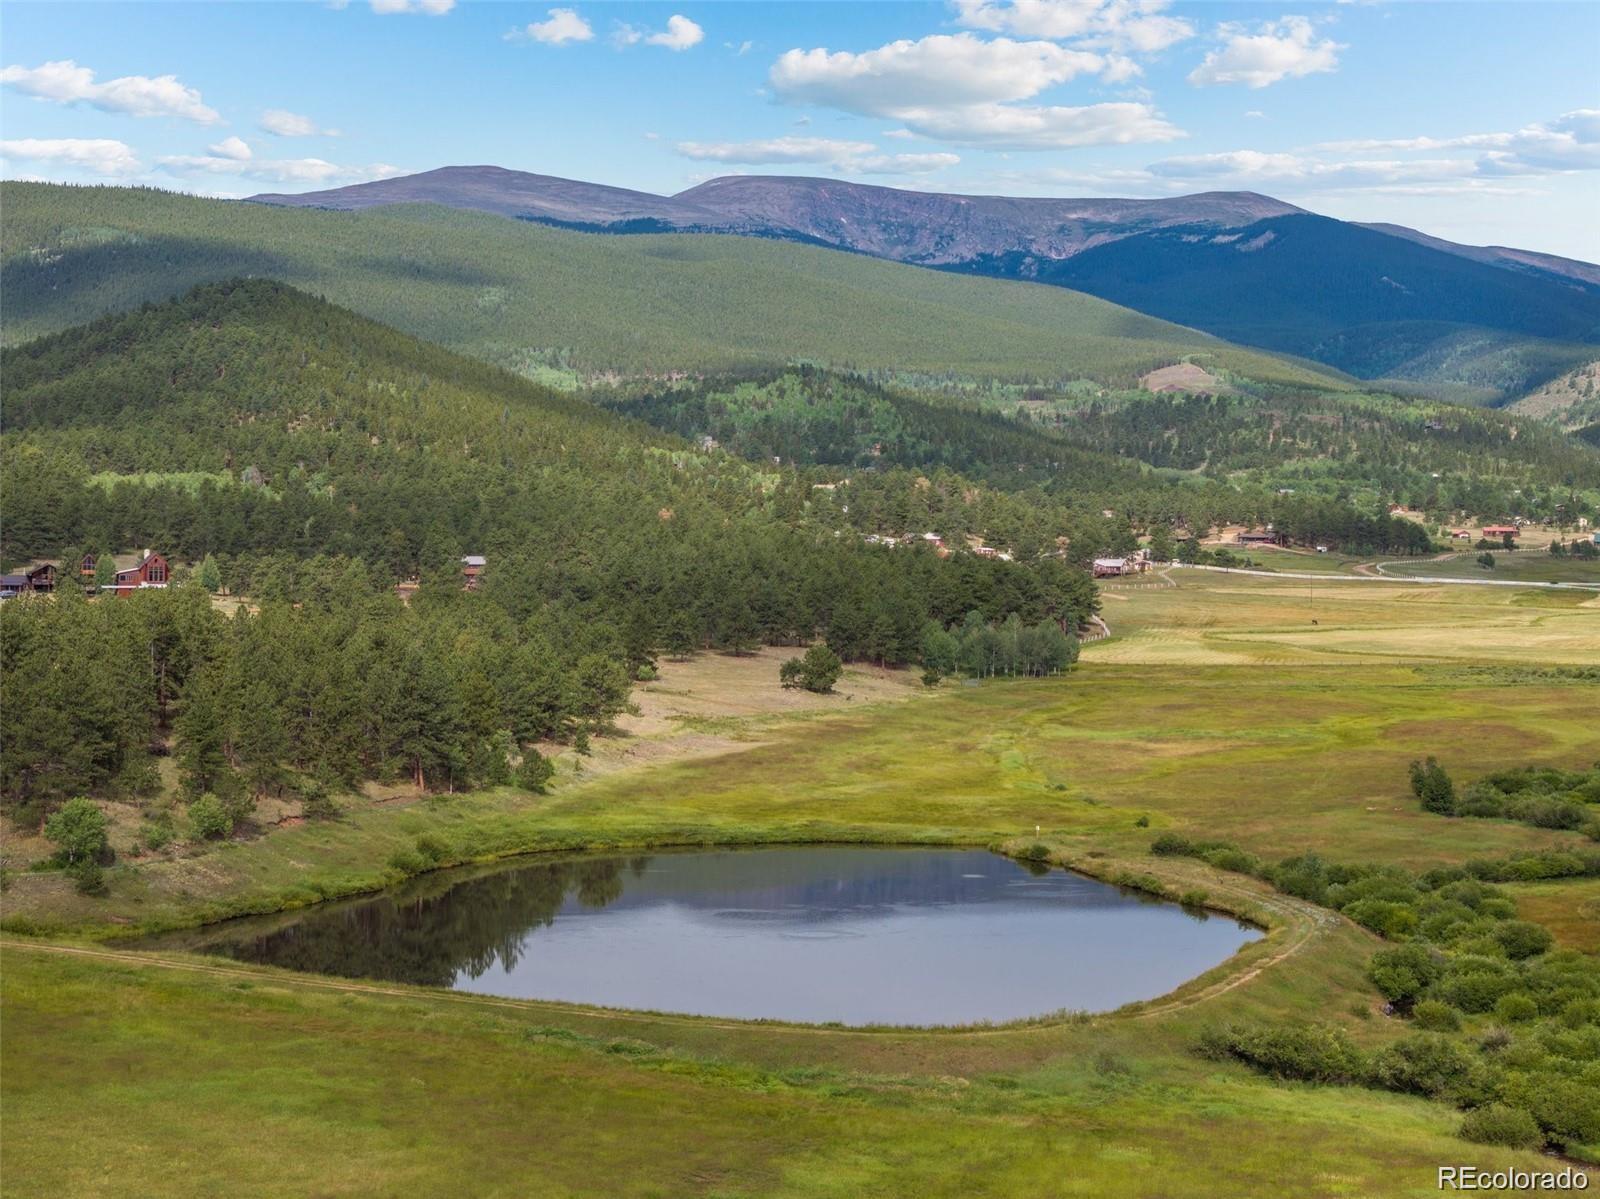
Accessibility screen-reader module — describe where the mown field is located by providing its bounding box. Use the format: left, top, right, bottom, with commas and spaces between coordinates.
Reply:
0, 183, 1347, 390
1376, 552, 1600, 585
4, 572, 1598, 1197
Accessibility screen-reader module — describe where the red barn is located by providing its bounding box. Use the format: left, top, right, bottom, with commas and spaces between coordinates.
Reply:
109, 551, 170, 598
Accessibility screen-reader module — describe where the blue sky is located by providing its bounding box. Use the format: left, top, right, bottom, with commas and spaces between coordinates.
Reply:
3, 1, 1597, 259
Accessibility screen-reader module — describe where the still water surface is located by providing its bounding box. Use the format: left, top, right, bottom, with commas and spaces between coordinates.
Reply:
173, 847, 1262, 1025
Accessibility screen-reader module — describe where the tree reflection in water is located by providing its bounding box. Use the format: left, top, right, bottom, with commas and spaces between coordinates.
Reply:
188, 855, 646, 988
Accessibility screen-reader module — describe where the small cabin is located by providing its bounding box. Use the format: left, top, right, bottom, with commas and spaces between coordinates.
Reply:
25, 563, 56, 593
461, 554, 486, 591
1093, 557, 1129, 578
1237, 531, 1285, 547
1481, 525, 1519, 541
1449, 529, 1472, 540
109, 550, 170, 598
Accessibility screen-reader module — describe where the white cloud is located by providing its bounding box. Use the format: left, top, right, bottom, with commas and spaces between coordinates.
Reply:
0, 59, 219, 123
1188, 17, 1343, 88
675, 135, 960, 175
1148, 150, 1476, 189
677, 136, 877, 164
0, 137, 141, 176
369, 0, 454, 13
208, 136, 253, 161
772, 34, 1105, 112
648, 15, 704, 51
954, 0, 1195, 54
158, 149, 404, 185
1244, 110, 1266, 119
768, 32, 1179, 149
900, 100, 1181, 149
1311, 111, 1600, 178
855, 152, 963, 175
259, 109, 340, 137
508, 8, 594, 45
615, 14, 702, 50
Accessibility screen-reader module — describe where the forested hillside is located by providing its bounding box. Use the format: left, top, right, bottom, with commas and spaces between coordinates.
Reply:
0, 183, 1345, 390
0, 280, 1103, 823
607, 370, 1600, 530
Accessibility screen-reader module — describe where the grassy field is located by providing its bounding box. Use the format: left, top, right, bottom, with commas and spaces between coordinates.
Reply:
1376, 551, 1600, 584
4, 572, 1597, 1196
1511, 877, 1600, 953
0, 183, 1348, 390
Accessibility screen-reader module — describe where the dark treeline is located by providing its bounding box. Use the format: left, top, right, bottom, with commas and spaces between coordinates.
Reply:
0, 281, 1098, 824
607, 367, 1144, 487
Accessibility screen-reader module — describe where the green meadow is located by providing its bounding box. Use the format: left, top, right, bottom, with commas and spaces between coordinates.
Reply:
4, 572, 1598, 1196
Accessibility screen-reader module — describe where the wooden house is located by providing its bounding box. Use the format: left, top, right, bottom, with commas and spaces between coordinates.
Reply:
108, 551, 170, 598
461, 555, 486, 591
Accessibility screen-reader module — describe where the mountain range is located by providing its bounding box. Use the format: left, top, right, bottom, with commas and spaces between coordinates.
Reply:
254, 166, 1600, 400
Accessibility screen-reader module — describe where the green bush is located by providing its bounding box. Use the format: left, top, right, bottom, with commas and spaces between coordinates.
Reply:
1412, 1000, 1461, 1031
414, 834, 449, 865
1178, 889, 1209, 909
1368, 943, 1445, 1005
67, 859, 106, 896
1458, 1104, 1543, 1150
1493, 993, 1539, 1023
1149, 833, 1194, 857
1369, 1033, 1483, 1100
517, 750, 556, 793
1203, 846, 1263, 876
1493, 920, 1554, 960
387, 848, 425, 874
779, 645, 844, 694
140, 813, 175, 852
188, 792, 233, 840
1198, 1022, 1366, 1083
44, 797, 109, 865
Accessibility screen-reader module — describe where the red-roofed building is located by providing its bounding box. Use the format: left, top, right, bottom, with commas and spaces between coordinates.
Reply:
108, 551, 169, 598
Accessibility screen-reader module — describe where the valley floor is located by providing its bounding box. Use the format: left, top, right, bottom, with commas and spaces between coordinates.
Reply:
4, 572, 1599, 1196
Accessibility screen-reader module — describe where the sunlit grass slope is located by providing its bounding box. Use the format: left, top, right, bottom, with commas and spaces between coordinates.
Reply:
0, 183, 1349, 389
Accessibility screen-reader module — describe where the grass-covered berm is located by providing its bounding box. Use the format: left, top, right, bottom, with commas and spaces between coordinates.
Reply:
4, 572, 1599, 1197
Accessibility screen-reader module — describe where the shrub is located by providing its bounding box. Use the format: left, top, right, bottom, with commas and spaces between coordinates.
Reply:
1494, 993, 1539, 1023
387, 848, 425, 874
1150, 833, 1195, 857
1018, 842, 1051, 862
1412, 1000, 1461, 1032
1203, 846, 1263, 876
1200, 1022, 1366, 1083
188, 792, 233, 840
1343, 899, 1418, 938
1493, 921, 1554, 960
779, 645, 843, 693
1369, 1033, 1483, 1100
414, 834, 449, 865
1368, 943, 1445, 1005
1458, 1104, 1543, 1150
140, 813, 175, 852
44, 797, 109, 865
1434, 970, 1517, 1014
1179, 889, 1209, 909
517, 750, 556, 793
67, 859, 106, 896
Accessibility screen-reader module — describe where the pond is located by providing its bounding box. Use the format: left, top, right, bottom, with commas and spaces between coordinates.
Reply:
163, 847, 1263, 1026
